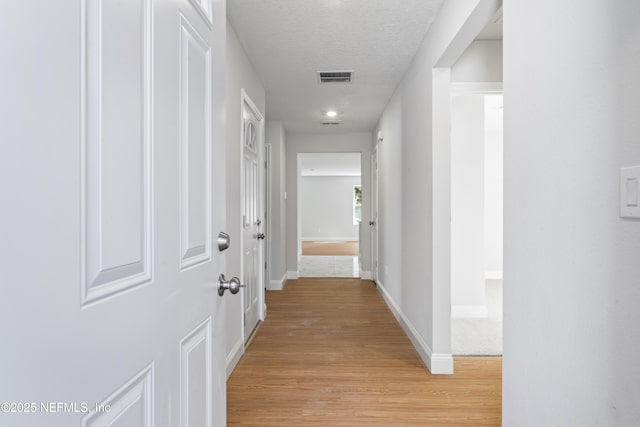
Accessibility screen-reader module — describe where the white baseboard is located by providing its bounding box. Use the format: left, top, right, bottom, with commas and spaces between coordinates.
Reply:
226, 337, 244, 380
451, 305, 489, 318
360, 270, 372, 280
485, 271, 503, 280
376, 280, 453, 375
287, 271, 298, 280
268, 273, 287, 291
301, 237, 359, 242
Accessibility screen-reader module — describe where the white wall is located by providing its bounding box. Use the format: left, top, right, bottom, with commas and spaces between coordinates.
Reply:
285, 133, 372, 276
373, 0, 500, 374
450, 95, 486, 316
451, 40, 503, 83
374, 94, 403, 306
450, 93, 503, 315
449, 35, 503, 313
300, 176, 361, 241
503, 0, 640, 425
265, 121, 287, 285
484, 95, 503, 276
225, 20, 265, 375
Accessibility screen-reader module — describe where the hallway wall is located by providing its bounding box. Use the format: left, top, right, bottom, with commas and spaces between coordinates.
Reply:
503, 0, 640, 425
450, 95, 486, 315
300, 176, 361, 241
285, 132, 372, 277
265, 121, 287, 287
226, 19, 266, 376
483, 95, 503, 277
451, 40, 502, 83
373, 93, 403, 306
373, 0, 500, 374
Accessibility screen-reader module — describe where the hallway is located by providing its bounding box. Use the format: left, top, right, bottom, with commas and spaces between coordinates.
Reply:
227, 278, 502, 426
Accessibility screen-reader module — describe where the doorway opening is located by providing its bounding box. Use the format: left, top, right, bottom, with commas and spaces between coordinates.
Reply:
450, 91, 503, 355
429, 4, 503, 372
297, 153, 362, 277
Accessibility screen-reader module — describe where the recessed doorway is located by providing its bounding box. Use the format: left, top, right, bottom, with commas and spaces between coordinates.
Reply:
297, 153, 362, 277
450, 92, 503, 355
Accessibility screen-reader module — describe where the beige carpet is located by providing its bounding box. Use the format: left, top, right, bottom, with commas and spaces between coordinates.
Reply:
301, 241, 359, 256
451, 279, 503, 355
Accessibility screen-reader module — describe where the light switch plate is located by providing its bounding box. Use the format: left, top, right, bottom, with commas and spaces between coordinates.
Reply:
620, 166, 640, 218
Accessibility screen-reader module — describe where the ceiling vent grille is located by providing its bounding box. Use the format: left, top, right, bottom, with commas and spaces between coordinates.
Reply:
321, 120, 342, 126
318, 71, 353, 84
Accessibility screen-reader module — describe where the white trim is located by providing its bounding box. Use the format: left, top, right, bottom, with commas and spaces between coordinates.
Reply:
485, 271, 503, 280
265, 143, 272, 296
370, 146, 379, 283
225, 337, 244, 380
430, 353, 455, 375
268, 273, 287, 291
239, 89, 266, 341
360, 270, 372, 280
451, 305, 489, 318
301, 237, 359, 242
287, 271, 298, 280
450, 82, 503, 96
376, 280, 454, 375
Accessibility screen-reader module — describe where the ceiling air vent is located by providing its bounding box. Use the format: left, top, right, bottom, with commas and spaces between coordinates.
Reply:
321, 120, 342, 126
318, 71, 353, 84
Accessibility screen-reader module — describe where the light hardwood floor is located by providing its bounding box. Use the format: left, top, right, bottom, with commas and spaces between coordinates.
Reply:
301, 241, 359, 256
227, 278, 502, 426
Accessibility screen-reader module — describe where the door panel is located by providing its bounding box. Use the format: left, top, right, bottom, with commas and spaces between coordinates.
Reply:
179, 15, 213, 269
83, 0, 152, 304
180, 319, 213, 426
0, 1, 227, 426
82, 366, 153, 427
241, 94, 264, 341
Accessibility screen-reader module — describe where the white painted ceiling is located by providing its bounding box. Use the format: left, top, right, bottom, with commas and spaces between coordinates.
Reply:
228, 0, 445, 133
300, 153, 361, 177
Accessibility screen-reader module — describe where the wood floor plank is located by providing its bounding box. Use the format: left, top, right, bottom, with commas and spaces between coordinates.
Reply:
227, 278, 502, 426
301, 241, 359, 256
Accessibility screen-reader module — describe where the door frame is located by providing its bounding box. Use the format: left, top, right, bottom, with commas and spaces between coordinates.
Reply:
430, 3, 503, 374
371, 145, 379, 283
295, 152, 363, 277
239, 88, 266, 344
449, 85, 503, 324
265, 142, 272, 294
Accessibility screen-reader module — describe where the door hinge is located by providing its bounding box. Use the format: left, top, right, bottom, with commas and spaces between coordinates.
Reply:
265, 262, 267, 270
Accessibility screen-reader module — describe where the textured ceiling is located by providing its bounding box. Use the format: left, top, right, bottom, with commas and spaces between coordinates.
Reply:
300, 153, 361, 177
228, 0, 445, 133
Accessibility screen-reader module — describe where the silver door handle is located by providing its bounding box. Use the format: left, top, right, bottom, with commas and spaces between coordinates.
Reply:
217, 274, 244, 296
369, 221, 376, 226
217, 232, 230, 252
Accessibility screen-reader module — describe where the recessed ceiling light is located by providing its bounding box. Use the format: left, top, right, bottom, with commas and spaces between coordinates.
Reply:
326, 110, 338, 118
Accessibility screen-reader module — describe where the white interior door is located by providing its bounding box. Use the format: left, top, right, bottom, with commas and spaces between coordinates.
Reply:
241, 91, 265, 341
0, 1, 227, 425
371, 148, 379, 281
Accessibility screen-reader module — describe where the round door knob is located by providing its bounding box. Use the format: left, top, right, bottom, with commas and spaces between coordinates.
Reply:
369, 221, 376, 226
257, 233, 265, 240
217, 274, 244, 296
